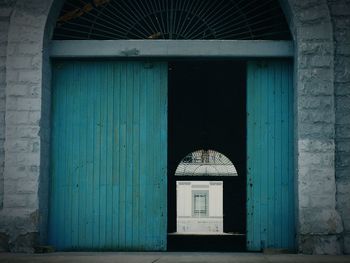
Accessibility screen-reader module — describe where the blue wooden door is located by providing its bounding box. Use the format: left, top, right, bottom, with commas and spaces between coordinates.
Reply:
247, 60, 295, 251
49, 61, 167, 251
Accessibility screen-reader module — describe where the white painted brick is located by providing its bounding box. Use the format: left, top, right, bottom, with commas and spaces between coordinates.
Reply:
298, 151, 334, 167
4, 193, 29, 208
299, 108, 334, 123
309, 195, 335, 209
17, 43, 42, 56
7, 84, 29, 97
7, 56, 33, 70
12, 13, 48, 29
313, 235, 343, 255
15, 153, 40, 166
8, 25, 43, 42
299, 208, 343, 235
6, 84, 39, 98
6, 111, 29, 125
298, 23, 333, 40
309, 55, 333, 68
298, 68, 334, 96
28, 111, 41, 124
299, 95, 334, 110
5, 165, 37, 180
5, 152, 40, 167
18, 69, 41, 84
300, 54, 333, 69
31, 56, 41, 69
5, 139, 31, 153
299, 175, 336, 195
16, 179, 38, 194
298, 168, 334, 183
9, 98, 41, 111
299, 139, 335, 153
6, 70, 19, 82
6, 126, 40, 139
3, 178, 17, 194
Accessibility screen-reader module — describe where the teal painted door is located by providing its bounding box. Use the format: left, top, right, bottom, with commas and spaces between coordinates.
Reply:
49, 61, 168, 251
247, 60, 295, 251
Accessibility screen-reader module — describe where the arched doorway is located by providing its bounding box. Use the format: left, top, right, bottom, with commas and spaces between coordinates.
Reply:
47, 0, 294, 252
1, 0, 342, 254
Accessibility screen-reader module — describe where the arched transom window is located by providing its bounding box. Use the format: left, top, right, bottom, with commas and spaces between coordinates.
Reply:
175, 149, 238, 176
53, 0, 291, 40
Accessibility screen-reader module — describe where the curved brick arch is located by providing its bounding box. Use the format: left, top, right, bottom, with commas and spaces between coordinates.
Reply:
0, 0, 343, 254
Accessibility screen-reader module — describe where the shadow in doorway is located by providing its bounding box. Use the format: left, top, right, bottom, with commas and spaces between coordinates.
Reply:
167, 60, 247, 251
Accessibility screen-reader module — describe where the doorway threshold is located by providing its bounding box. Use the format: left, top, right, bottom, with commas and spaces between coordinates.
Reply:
167, 233, 246, 252
168, 232, 245, 236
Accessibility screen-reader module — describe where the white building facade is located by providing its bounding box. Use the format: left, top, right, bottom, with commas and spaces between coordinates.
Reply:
177, 181, 223, 234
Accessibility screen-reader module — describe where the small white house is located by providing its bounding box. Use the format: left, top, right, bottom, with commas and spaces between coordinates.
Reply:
176, 181, 223, 234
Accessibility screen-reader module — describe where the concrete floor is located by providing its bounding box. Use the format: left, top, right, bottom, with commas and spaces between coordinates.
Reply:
0, 252, 350, 263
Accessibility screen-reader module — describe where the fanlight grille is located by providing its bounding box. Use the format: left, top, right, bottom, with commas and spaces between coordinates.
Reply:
53, 0, 291, 40
175, 150, 238, 176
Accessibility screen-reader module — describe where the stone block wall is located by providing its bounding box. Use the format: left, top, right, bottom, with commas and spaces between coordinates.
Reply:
329, 0, 350, 254
0, 0, 54, 252
285, 0, 344, 254
0, 0, 349, 254
0, 0, 14, 213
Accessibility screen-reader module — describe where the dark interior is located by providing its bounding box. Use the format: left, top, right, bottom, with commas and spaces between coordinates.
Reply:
167, 60, 247, 251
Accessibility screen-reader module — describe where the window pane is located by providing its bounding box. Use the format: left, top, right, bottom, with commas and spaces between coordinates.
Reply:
194, 193, 207, 217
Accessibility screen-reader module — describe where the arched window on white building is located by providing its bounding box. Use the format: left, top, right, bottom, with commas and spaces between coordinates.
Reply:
175, 150, 237, 234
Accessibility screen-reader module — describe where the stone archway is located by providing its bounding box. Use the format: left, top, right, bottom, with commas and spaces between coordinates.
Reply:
0, 0, 343, 254
280, 0, 343, 254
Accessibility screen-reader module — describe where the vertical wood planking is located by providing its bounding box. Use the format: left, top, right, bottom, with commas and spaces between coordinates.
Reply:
247, 60, 294, 251
49, 61, 167, 251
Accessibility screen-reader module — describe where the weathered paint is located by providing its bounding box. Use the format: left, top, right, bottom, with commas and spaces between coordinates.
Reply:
49, 61, 168, 251
50, 40, 294, 58
247, 60, 295, 251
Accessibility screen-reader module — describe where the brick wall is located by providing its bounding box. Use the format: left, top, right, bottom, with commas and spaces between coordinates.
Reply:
0, 0, 53, 252
284, 0, 344, 254
0, 1, 13, 213
328, 0, 350, 254
0, 0, 349, 254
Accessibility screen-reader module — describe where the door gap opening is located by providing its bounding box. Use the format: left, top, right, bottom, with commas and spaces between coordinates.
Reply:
167, 60, 247, 251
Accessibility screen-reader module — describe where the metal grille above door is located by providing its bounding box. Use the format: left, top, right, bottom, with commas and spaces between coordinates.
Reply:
53, 0, 291, 40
